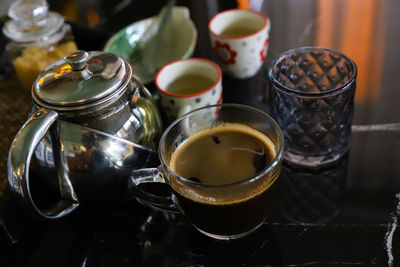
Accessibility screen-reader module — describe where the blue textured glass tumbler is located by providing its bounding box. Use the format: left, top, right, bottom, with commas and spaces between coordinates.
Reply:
268, 47, 357, 167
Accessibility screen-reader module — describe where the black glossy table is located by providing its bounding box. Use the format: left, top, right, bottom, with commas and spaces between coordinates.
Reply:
1, 0, 400, 266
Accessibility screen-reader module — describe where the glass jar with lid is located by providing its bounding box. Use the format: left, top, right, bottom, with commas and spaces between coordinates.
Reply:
3, 0, 78, 90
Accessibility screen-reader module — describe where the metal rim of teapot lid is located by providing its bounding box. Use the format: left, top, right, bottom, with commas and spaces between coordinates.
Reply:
32, 50, 132, 111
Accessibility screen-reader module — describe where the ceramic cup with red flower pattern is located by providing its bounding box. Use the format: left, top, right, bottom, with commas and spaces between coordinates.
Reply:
209, 9, 271, 79
156, 58, 223, 122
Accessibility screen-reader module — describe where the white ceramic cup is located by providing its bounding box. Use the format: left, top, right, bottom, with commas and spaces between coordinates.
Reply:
209, 9, 271, 79
156, 58, 223, 121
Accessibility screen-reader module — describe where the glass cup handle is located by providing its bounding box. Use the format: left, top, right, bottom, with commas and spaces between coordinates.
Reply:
128, 167, 179, 213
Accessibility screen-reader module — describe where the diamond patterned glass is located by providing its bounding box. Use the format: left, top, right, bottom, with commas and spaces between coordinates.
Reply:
269, 47, 357, 167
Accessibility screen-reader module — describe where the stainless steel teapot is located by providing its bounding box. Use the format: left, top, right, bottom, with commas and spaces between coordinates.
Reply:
7, 50, 162, 219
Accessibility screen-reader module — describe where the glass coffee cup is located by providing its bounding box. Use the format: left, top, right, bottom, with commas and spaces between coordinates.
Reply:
129, 104, 284, 240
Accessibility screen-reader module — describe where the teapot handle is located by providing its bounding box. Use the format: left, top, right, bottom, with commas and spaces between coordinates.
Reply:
7, 108, 79, 219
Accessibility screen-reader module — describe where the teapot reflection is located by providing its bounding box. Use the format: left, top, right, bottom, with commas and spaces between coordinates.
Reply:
12, 120, 160, 217
278, 154, 349, 224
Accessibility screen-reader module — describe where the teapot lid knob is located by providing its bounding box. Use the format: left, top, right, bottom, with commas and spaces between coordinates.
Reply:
65, 50, 89, 71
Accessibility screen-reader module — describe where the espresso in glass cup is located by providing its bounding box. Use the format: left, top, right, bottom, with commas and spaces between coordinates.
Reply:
129, 104, 283, 240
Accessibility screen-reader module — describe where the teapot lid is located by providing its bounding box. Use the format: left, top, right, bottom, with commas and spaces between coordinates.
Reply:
32, 50, 131, 111
3, 0, 64, 43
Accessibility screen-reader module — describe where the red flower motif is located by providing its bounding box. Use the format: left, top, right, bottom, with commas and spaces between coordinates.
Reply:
213, 41, 237, 65
217, 91, 223, 105
215, 92, 223, 114
260, 38, 269, 62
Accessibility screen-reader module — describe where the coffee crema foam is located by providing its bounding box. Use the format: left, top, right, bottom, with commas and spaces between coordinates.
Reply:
169, 123, 280, 205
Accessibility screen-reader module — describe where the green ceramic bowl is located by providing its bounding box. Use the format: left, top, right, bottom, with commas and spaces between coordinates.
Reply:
104, 6, 197, 84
